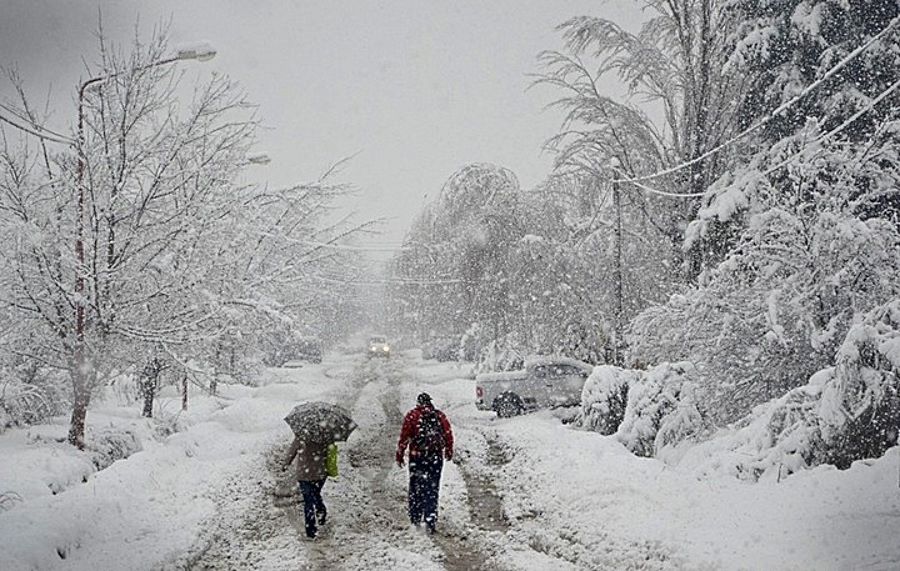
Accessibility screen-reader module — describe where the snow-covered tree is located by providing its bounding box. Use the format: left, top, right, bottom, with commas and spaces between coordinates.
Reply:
0, 28, 368, 445
631, 2, 900, 422
537, 0, 758, 279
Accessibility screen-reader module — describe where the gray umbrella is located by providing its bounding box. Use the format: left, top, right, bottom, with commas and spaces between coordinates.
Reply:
284, 401, 357, 442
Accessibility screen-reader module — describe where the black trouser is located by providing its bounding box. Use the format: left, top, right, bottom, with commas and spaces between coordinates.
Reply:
408, 456, 443, 528
298, 479, 326, 537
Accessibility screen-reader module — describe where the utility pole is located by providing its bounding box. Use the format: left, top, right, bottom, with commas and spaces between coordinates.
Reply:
613, 178, 625, 366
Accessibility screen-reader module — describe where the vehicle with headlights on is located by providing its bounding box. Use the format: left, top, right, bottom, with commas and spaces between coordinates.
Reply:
367, 335, 391, 358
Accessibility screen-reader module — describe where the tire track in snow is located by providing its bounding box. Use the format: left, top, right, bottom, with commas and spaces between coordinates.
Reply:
181, 356, 533, 570
273, 357, 444, 570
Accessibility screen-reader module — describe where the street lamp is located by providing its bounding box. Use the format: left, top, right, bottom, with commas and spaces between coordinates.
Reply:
174, 41, 217, 62
69, 44, 216, 447
246, 152, 272, 165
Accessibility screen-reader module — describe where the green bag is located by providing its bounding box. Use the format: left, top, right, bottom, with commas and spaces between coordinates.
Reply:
325, 443, 339, 478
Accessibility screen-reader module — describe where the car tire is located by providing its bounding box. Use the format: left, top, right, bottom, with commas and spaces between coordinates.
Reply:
493, 392, 524, 418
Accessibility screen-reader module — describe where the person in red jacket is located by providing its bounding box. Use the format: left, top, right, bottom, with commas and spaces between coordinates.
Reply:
396, 392, 454, 533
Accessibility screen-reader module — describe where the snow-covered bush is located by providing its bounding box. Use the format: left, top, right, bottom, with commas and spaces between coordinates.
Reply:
87, 428, 142, 471
0, 367, 68, 432
475, 337, 525, 374
579, 362, 707, 457
616, 362, 705, 457
579, 366, 639, 435
679, 301, 900, 481
677, 371, 831, 482
819, 301, 900, 468
0, 381, 48, 431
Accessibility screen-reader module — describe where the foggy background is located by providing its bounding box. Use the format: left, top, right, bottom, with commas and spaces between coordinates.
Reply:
0, 0, 643, 250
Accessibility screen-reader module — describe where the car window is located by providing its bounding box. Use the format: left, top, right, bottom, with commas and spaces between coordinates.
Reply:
546, 365, 584, 377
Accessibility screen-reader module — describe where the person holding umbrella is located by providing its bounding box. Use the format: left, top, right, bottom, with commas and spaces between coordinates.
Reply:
282, 402, 356, 539
396, 392, 454, 534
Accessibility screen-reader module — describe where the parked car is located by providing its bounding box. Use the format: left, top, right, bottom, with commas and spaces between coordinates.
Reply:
367, 335, 391, 358
475, 356, 593, 417
280, 337, 322, 366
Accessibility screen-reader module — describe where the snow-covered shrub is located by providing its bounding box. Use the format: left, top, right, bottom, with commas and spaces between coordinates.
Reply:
0, 380, 47, 430
579, 366, 639, 435
655, 381, 707, 450
88, 428, 142, 471
579, 362, 708, 457
818, 301, 900, 468
677, 371, 832, 482
679, 301, 900, 481
616, 362, 704, 457
0, 367, 68, 431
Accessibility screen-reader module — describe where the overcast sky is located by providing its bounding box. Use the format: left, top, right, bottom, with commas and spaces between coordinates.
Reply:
0, 0, 644, 249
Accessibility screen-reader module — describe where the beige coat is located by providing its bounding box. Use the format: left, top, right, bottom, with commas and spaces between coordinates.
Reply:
283, 436, 328, 481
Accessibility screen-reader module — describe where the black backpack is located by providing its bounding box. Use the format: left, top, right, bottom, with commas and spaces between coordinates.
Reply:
413, 408, 445, 456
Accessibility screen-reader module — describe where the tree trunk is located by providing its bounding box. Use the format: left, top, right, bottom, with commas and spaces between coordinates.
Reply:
140, 376, 155, 418
139, 357, 162, 418
612, 180, 625, 366
67, 367, 90, 450
181, 374, 188, 411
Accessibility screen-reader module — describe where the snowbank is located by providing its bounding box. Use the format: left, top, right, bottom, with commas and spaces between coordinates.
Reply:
584, 301, 900, 480
0, 364, 342, 571
491, 410, 900, 570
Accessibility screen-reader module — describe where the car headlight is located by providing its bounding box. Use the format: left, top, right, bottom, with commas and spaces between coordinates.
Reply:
383, 346, 390, 352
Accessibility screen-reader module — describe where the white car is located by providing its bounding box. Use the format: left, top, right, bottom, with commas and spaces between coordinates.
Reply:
475, 356, 593, 417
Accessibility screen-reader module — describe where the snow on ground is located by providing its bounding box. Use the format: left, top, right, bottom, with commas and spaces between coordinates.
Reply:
405, 357, 900, 570
0, 359, 350, 571
2, 350, 899, 570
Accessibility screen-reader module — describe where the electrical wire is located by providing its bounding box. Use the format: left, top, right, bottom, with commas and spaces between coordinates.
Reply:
0, 103, 73, 142
615, 27, 900, 199
611, 14, 900, 186
306, 274, 467, 286
0, 109, 74, 144
763, 74, 900, 177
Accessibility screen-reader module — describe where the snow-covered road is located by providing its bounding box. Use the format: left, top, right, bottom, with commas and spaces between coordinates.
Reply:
190, 354, 547, 570
3, 349, 899, 570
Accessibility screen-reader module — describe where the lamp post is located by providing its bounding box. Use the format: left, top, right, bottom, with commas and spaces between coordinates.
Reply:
246, 152, 272, 165
68, 42, 216, 448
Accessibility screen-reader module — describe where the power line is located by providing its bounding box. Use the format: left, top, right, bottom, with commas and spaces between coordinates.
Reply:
764, 74, 900, 176
611, 14, 900, 186
307, 274, 466, 286
619, 175, 708, 198
0, 109, 74, 144
0, 103, 73, 142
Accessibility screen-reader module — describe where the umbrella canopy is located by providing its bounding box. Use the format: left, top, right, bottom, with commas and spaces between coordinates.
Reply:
284, 401, 357, 443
